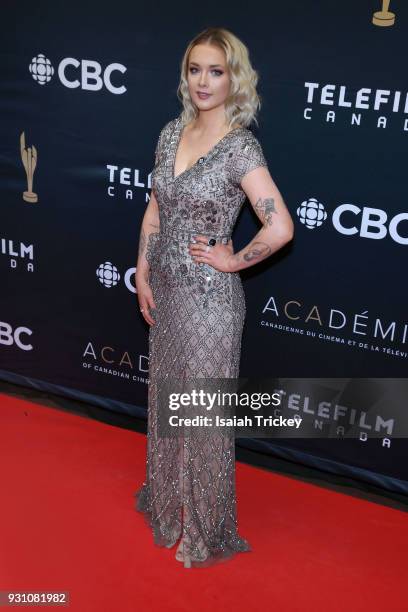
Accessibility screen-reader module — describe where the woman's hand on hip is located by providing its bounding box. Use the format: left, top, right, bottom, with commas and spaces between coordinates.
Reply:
189, 235, 235, 273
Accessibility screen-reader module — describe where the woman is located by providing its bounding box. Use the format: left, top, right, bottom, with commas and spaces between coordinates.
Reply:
134, 26, 294, 569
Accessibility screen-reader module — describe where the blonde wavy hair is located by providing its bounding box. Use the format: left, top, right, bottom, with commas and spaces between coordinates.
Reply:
177, 27, 262, 130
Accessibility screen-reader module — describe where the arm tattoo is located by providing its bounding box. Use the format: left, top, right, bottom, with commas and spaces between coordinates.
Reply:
254, 197, 277, 226
242, 241, 272, 262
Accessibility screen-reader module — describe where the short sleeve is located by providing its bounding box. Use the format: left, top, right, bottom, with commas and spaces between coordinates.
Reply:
230, 131, 268, 187
154, 119, 174, 167
154, 127, 165, 167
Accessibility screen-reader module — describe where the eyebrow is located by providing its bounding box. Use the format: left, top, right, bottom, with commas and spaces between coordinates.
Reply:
189, 62, 224, 68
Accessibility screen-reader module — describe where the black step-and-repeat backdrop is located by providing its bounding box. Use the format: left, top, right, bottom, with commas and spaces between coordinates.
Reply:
1, 1, 407, 494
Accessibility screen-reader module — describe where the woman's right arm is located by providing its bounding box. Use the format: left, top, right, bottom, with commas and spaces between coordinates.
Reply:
135, 190, 160, 326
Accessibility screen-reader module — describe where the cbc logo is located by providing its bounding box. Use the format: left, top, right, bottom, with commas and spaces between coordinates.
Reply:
29, 53, 127, 94
297, 198, 328, 229
0, 322, 33, 351
96, 262, 137, 292
298, 198, 408, 245
333, 204, 408, 245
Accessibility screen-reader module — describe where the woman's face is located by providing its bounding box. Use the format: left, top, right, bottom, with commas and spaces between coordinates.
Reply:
186, 43, 231, 113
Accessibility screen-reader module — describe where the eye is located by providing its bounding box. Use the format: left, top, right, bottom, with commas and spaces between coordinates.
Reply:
188, 67, 223, 76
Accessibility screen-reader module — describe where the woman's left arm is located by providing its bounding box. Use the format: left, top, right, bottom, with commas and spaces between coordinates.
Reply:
190, 166, 294, 272
226, 165, 294, 272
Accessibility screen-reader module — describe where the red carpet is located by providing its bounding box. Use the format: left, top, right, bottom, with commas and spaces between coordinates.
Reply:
0, 392, 406, 611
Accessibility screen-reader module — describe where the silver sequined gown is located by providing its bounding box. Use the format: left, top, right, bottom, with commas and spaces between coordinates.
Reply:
135, 114, 268, 568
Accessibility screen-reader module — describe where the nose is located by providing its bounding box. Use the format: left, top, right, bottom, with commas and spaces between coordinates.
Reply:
198, 73, 208, 87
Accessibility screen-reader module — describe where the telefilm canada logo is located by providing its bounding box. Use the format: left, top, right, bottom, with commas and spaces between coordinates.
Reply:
303, 2, 403, 129
303, 79, 408, 129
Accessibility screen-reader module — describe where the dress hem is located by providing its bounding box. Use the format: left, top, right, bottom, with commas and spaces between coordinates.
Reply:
134, 485, 252, 569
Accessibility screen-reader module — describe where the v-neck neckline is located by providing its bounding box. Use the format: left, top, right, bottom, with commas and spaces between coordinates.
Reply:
171, 116, 243, 182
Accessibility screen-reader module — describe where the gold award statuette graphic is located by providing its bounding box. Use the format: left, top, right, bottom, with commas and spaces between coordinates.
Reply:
20, 131, 38, 203
372, 0, 395, 26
